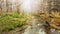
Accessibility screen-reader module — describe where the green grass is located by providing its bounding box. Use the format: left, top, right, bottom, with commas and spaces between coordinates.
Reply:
0, 12, 27, 32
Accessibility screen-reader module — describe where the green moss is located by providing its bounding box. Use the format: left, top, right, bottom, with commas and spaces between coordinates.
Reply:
0, 12, 27, 32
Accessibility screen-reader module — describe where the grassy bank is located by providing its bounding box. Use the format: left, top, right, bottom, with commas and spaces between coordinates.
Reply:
0, 12, 29, 32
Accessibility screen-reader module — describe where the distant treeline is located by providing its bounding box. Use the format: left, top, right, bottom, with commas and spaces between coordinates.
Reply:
0, 0, 22, 13
0, 0, 60, 13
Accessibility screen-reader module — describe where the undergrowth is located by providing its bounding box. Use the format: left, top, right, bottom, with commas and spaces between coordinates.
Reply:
0, 12, 29, 32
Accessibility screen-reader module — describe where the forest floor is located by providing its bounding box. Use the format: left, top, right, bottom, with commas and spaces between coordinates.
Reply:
0, 12, 60, 34
1, 27, 22, 34
0, 24, 28, 34
1, 26, 26, 34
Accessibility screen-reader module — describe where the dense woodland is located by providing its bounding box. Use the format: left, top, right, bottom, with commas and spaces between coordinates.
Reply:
0, 0, 22, 13
0, 0, 60, 13
0, 0, 60, 34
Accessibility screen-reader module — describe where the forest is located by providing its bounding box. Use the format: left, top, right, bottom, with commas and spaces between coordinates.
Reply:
0, 0, 60, 34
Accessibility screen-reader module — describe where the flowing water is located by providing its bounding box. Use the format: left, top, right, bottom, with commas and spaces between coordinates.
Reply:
23, 16, 60, 34
23, 16, 47, 34
21, 0, 60, 34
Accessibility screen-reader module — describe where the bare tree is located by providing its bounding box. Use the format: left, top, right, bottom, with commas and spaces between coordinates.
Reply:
15, 0, 21, 13
6, 0, 9, 12
0, 0, 2, 13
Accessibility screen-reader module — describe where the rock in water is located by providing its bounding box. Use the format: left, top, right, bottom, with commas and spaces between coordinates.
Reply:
23, 16, 46, 34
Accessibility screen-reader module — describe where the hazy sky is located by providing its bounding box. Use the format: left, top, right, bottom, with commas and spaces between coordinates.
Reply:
20, 0, 42, 13
1, 0, 43, 13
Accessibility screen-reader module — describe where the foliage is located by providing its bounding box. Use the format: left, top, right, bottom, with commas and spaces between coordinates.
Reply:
0, 12, 28, 32
33, 11, 60, 33
34, 11, 60, 32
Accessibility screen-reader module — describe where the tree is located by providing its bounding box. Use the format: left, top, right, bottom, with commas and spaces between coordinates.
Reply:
15, 0, 21, 13
0, 0, 2, 13
6, 0, 9, 12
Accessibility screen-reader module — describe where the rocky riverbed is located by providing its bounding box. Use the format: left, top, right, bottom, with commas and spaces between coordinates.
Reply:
1, 16, 60, 34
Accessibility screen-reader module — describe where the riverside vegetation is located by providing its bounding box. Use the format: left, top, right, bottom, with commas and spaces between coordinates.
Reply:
0, 12, 31, 33
0, 11, 60, 34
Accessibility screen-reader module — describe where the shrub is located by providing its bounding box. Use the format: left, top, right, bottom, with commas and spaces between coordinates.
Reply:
0, 12, 27, 32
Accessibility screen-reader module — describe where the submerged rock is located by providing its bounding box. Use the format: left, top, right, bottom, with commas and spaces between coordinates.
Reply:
23, 16, 47, 34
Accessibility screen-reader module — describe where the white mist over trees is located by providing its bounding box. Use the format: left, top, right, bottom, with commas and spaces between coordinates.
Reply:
0, 0, 45, 13
0, 0, 60, 13
0, 0, 21, 13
